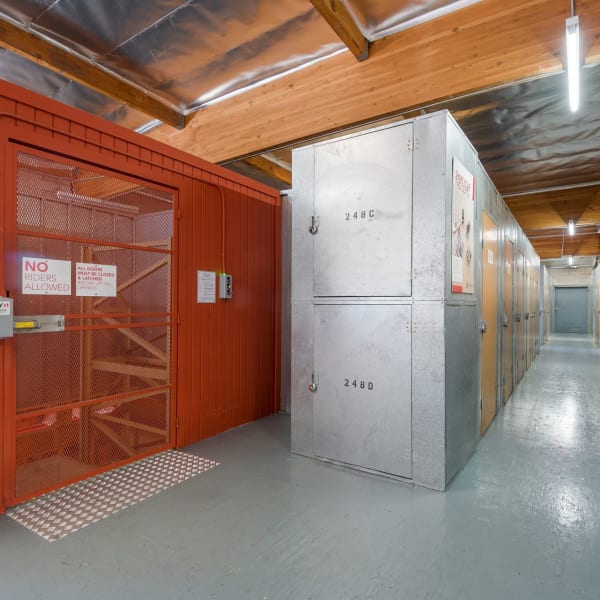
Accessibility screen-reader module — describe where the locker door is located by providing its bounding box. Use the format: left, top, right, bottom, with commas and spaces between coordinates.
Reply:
313, 124, 413, 297
503, 239, 514, 403
313, 304, 412, 478
533, 269, 540, 355
516, 252, 525, 382
481, 212, 498, 434
524, 260, 531, 370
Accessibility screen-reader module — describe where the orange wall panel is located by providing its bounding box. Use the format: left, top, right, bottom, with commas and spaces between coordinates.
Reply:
175, 182, 280, 446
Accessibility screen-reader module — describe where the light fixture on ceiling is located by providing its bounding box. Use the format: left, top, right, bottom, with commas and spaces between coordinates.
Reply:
569, 255, 574, 266
566, 2, 580, 112
568, 219, 576, 235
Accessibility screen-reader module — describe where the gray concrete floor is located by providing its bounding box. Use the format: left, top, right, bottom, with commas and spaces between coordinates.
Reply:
1, 334, 599, 599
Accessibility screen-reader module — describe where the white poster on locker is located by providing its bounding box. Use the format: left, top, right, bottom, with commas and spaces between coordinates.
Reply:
451, 158, 475, 294
22, 257, 72, 295
76, 263, 117, 297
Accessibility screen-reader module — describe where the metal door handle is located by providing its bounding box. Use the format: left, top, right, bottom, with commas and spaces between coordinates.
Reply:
480, 320, 488, 333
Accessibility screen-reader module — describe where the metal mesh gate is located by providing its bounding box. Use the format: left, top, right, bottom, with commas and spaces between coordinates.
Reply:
12, 151, 174, 503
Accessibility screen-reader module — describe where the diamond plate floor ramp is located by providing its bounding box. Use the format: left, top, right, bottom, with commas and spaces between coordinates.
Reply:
7, 450, 219, 541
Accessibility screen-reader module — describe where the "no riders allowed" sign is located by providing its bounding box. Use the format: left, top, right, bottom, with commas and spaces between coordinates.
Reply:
22, 257, 71, 295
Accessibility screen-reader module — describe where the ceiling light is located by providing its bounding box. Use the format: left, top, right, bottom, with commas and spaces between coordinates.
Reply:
566, 14, 580, 112
569, 255, 574, 265
568, 219, 576, 235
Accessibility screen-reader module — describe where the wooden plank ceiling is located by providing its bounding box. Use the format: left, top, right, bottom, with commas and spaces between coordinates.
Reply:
0, 16, 184, 128
2, 0, 600, 259
146, 0, 600, 259
506, 186, 600, 260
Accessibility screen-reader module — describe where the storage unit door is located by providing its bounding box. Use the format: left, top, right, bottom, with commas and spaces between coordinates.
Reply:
516, 252, 525, 382
503, 239, 514, 403
313, 125, 413, 297
312, 304, 412, 478
481, 212, 498, 434
555, 287, 589, 333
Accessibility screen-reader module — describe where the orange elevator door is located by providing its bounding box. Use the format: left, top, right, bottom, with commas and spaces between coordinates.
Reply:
5, 148, 176, 505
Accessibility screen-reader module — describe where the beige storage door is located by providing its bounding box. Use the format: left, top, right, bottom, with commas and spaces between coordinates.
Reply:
516, 252, 525, 382
481, 212, 498, 435
503, 239, 514, 403
525, 260, 532, 369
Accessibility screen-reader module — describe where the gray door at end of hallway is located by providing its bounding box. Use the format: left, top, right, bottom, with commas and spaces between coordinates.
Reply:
554, 286, 589, 333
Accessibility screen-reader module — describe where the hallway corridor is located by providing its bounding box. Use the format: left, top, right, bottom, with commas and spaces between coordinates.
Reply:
0, 335, 599, 600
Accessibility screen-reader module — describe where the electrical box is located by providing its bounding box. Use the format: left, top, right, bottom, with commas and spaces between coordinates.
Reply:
0, 297, 14, 338
219, 274, 233, 299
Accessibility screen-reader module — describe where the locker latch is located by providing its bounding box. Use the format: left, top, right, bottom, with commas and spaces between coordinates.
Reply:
309, 216, 319, 235
480, 320, 488, 333
308, 373, 318, 393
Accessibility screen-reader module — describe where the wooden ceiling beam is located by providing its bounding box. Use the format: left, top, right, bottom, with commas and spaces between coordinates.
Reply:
309, 0, 368, 61
531, 232, 600, 259
0, 17, 184, 129
148, 0, 600, 165
506, 185, 600, 231
238, 155, 292, 187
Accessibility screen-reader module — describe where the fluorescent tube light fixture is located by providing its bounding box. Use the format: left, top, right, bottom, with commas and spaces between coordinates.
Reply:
566, 14, 580, 112
569, 255, 574, 266
568, 219, 576, 235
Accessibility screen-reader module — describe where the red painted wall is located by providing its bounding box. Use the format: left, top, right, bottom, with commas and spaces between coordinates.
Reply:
176, 182, 280, 444
0, 81, 280, 512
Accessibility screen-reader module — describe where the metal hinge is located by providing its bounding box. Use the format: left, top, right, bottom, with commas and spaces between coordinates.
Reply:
405, 320, 418, 333
407, 138, 419, 152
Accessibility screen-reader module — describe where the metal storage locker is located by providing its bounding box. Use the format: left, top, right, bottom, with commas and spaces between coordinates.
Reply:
291, 111, 482, 491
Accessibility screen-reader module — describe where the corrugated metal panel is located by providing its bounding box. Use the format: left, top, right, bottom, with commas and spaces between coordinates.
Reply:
0, 0, 342, 125
176, 181, 279, 444
346, 0, 479, 40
